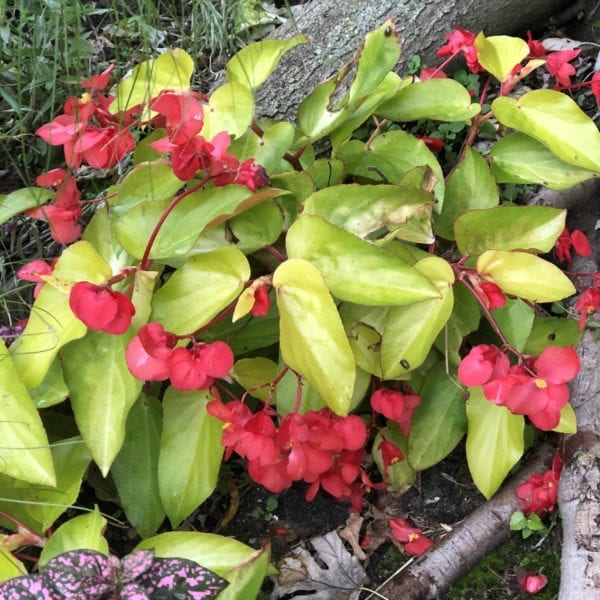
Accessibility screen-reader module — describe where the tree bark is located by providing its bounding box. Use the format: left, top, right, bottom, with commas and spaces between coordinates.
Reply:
372, 443, 557, 600
255, 0, 573, 122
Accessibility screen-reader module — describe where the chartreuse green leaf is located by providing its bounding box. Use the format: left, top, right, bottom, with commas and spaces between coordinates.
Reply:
303, 183, 434, 239
553, 403, 576, 434
434, 283, 480, 365
297, 20, 400, 142
130, 269, 158, 330
376, 78, 480, 121
151, 247, 250, 335
0, 339, 55, 486
490, 133, 599, 190
38, 510, 108, 569
158, 388, 224, 528
113, 161, 183, 216
229, 121, 295, 174
226, 34, 307, 90
62, 330, 142, 476
381, 256, 454, 379
330, 72, 405, 151
306, 158, 345, 190
477, 250, 575, 302
0, 545, 26, 581
112, 395, 164, 538
455, 206, 566, 255
286, 215, 440, 306
373, 424, 415, 491
408, 362, 467, 470
229, 201, 283, 253
17, 437, 90, 532
273, 258, 355, 416
435, 148, 499, 240
490, 299, 535, 352
135, 531, 274, 594
10, 240, 112, 389
337, 131, 445, 206
523, 316, 582, 356
275, 363, 370, 415
112, 49, 193, 114
340, 303, 389, 378
474, 33, 529, 81
29, 359, 68, 408
492, 90, 600, 171
232, 358, 279, 401
466, 387, 524, 499
0, 187, 53, 225
200, 82, 254, 139
116, 185, 281, 260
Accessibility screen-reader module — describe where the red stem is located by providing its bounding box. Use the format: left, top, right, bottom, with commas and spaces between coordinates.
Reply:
140, 175, 211, 270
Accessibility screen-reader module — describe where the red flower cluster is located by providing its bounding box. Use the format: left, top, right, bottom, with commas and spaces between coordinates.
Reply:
69, 281, 135, 335
389, 518, 434, 556
126, 322, 233, 391
149, 91, 269, 190
206, 400, 373, 511
555, 227, 591, 265
27, 169, 82, 244
458, 344, 580, 430
36, 65, 135, 169
516, 453, 563, 516
437, 27, 482, 73
378, 439, 404, 478
371, 387, 421, 436
546, 49, 581, 87
575, 288, 600, 330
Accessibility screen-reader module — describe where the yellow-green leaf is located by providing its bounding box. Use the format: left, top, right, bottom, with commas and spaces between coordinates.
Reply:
552, 403, 576, 434
475, 33, 529, 81
477, 250, 575, 302
273, 258, 355, 416
466, 387, 524, 499
0, 340, 55, 486
492, 90, 600, 172
226, 35, 307, 91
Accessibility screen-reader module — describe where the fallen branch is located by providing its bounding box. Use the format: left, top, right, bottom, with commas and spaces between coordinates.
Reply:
372, 442, 557, 599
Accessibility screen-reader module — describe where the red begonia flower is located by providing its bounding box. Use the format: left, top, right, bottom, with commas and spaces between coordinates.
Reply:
516, 453, 562, 516
555, 228, 591, 264
27, 170, 82, 244
458, 344, 510, 387
516, 570, 548, 594
125, 322, 177, 381
483, 346, 580, 430
591, 71, 600, 105
371, 387, 421, 436
69, 281, 135, 334
81, 64, 114, 91
378, 440, 404, 478
167, 340, 233, 391
17, 259, 55, 298
546, 49, 581, 87
150, 91, 205, 145
389, 518, 434, 556
437, 27, 482, 73
526, 31, 546, 58
480, 281, 507, 309
418, 67, 447, 80
250, 284, 270, 317
418, 135, 445, 153
575, 288, 600, 330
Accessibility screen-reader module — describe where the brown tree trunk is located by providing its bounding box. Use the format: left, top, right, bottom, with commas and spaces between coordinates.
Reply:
255, 0, 573, 121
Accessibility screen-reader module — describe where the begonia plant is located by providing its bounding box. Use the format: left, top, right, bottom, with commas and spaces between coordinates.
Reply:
1, 20, 599, 596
